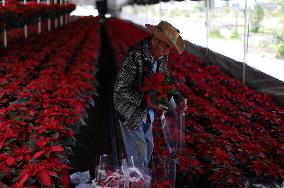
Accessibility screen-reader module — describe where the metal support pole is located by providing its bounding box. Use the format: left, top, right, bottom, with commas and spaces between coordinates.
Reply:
48, 19, 51, 31
159, 2, 162, 20
55, 18, 58, 29
4, 29, 7, 48
38, 18, 41, 34
206, 0, 209, 56
243, 0, 249, 84
24, 25, 28, 38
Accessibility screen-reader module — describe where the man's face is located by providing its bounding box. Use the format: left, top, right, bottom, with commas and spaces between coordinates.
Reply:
150, 37, 171, 59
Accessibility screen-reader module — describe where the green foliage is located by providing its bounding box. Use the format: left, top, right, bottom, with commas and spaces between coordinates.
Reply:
274, 0, 284, 58
275, 31, 284, 57
276, 43, 284, 58
230, 31, 240, 39
209, 28, 225, 39
192, 3, 205, 13
249, 2, 264, 33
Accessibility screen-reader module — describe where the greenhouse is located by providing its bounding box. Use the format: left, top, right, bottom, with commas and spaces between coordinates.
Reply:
0, 0, 284, 187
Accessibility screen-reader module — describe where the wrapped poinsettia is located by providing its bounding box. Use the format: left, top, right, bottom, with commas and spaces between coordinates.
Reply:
142, 72, 178, 110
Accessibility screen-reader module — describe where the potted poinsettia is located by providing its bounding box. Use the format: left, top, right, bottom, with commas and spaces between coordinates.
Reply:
142, 72, 178, 112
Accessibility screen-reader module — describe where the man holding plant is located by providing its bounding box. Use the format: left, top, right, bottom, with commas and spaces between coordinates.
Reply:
113, 21, 187, 168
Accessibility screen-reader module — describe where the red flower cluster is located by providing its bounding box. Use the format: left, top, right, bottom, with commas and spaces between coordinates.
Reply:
106, 19, 284, 187
0, 17, 100, 187
142, 72, 177, 109
0, 0, 75, 30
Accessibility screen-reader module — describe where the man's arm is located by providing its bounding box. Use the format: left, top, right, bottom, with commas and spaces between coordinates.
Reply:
113, 53, 144, 120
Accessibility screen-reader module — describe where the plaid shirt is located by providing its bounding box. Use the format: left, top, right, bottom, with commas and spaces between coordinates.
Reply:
113, 37, 171, 129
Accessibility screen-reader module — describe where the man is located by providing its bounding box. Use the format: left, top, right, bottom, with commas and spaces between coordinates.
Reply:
113, 21, 187, 168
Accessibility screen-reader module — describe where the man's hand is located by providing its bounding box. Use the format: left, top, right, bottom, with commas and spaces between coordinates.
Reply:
149, 103, 168, 112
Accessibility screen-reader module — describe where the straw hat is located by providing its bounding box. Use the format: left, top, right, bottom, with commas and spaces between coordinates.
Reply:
145, 21, 185, 54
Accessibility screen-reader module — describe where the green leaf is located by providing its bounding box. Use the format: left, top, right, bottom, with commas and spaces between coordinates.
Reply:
26, 176, 38, 185
51, 182, 56, 188
10, 176, 20, 184
6, 138, 17, 145
10, 168, 17, 174
16, 116, 24, 122
62, 136, 76, 147
28, 117, 35, 122
0, 171, 4, 179
61, 157, 71, 165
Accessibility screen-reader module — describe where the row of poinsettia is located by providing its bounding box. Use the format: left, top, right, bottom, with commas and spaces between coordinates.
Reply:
0, 0, 75, 30
1, 18, 71, 46
168, 53, 284, 187
1, 17, 80, 109
0, 17, 100, 187
106, 19, 284, 187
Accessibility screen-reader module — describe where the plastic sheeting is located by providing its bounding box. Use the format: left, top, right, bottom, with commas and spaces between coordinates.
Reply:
245, 177, 284, 188
70, 155, 153, 187
184, 40, 284, 107
69, 0, 96, 6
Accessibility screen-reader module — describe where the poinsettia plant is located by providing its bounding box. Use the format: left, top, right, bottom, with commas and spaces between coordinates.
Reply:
0, 17, 100, 187
0, 1, 75, 30
142, 72, 178, 110
107, 19, 284, 188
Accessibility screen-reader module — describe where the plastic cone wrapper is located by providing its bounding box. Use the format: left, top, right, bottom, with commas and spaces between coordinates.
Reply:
160, 98, 186, 154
